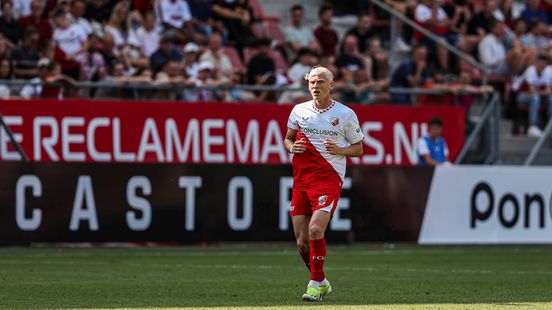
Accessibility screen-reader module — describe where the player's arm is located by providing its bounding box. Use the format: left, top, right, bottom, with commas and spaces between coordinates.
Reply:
284, 128, 306, 154
323, 140, 363, 157
422, 154, 440, 166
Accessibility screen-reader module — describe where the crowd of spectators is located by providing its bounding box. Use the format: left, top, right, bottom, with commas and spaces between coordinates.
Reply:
0, 0, 550, 135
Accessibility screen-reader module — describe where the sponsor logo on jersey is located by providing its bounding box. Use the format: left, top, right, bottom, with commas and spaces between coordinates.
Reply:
318, 195, 328, 206
302, 116, 310, 121
330, 117, 339, 126
300, 127, 339, 137
356, 127, 361, 133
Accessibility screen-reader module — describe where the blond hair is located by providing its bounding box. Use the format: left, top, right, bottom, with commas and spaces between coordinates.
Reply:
304, 66, 334, 82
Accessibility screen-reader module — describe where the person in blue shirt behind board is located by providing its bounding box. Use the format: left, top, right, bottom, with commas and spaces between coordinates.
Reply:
417, 117, 451, 166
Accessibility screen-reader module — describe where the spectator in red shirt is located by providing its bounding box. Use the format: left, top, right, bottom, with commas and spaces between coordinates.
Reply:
313, 5, 338, 57
19, 0, 53, 54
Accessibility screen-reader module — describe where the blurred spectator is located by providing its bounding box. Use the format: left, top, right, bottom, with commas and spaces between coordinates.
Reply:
278, 74, 310, 104
85, 0, 112, 24
104, 1, 131, 49
199, 31, 233, 79
512, 53, 552, 137
187, 0, 214, 40
521, 0, 549, 25
246, 38, 275, 85
0, 0, 24, 48
467, 0, 505, 37
156, 0, 192, 30
182, 41, 200, 78
414, 0, 451, 70
417, 117, 450, 166
520, 18, 550, 49
288, 48, 316, 83
478, 18, 526, 76
99, 32, 119, 75
10, 26, 39, 78
80, 34, 106, 81
313, 5, 338, 57
335, 34, 366, 81
19, 0, 52, 54
365, 37, 389, 85
20, 58, 77, 99
344, 12, 378, 54
12, 0, 32, 19
69, 0, 92, 36
283, 4, 319, 59
441, 0, 478, 53
183, 61, 219, 101
390, 44, 434, 104
0, 56, 14, 98
130, 11, 160, 58
211, 0, 256, 53
150, 34, 182, 74
52, 9, 87, 80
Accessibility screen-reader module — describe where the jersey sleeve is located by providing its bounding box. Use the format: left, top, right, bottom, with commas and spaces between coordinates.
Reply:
443, 139, 450, 158
418, 137, 430, 156
287, 107, 299, 130
344, 112, 364, 144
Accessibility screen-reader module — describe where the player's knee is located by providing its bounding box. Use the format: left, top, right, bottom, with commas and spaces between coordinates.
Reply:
309, 224, 324, 239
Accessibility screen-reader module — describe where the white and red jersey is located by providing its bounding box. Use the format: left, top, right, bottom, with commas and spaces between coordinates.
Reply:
287, 100, 364, 190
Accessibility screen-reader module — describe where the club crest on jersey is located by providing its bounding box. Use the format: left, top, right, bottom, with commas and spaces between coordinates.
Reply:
318, 195, 328, 206
330, 117, 339, 126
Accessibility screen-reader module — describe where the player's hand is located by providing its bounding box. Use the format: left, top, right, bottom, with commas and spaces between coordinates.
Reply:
291, 138, 307, 154
323, 139, 340, 155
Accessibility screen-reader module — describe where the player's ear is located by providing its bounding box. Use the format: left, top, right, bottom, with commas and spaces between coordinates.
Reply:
330, 80, 335, 88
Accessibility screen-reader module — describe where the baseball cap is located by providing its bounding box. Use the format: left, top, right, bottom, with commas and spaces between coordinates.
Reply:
183, 42, 200, 53
198, 61, 214, 71
37, 58, 50, 67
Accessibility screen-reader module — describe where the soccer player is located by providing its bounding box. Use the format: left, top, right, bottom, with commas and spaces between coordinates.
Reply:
284, 66, 364, 301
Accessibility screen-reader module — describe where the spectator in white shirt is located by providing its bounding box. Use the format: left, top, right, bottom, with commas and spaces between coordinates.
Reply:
478, 18, 527, 76
130, 12, 160, 57
104, 1, 131, 49
182, 41, 200, 78
156, 0, 192, 30
199, 32, 232, 79
284, 5, 320, 59
69, 0, 92, 36
52, 9, 87, 79
414, 0, 451, 70
287, 48, 316, 83
513, 54, 552, 137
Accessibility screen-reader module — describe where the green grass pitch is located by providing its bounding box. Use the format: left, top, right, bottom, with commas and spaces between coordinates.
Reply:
1, 244, 551, 309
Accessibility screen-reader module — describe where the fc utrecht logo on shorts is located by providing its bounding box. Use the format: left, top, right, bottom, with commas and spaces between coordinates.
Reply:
318, 195, 328, 206
290, 205, 295, 211
330, 117, 339, 126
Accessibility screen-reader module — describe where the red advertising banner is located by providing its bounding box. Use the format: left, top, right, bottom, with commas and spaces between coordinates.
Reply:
0, 99, 464, 165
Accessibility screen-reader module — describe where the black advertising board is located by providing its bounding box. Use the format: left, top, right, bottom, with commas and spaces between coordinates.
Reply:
0, 163, 433, 245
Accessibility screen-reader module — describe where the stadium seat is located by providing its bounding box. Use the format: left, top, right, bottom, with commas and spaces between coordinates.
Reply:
222, 46, 246, 74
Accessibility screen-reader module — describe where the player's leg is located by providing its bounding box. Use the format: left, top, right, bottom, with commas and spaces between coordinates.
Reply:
302, 210, 332, 301
290, 189, 312, 271
302, 190, 339, 301
292, 215, 311, 271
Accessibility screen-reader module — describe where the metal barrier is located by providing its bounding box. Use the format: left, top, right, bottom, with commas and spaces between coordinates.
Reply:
0, 113, 28, 162
455, 92, 501, 165
524, 117, 552, 166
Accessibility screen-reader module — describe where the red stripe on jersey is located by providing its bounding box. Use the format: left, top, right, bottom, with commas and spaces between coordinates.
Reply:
292, 129, 342, 191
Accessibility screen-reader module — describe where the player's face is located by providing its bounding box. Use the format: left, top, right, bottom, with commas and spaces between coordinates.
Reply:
308, 72, 334, 101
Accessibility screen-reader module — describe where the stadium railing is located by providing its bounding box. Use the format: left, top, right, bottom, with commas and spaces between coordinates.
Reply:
524, 117, 552, 166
